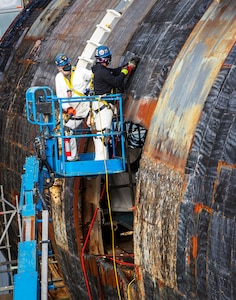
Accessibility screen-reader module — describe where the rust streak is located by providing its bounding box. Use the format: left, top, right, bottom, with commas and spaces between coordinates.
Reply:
145, 1, 236, 170
73, 177, 82, 255
192, 235, 198, 260
124, 96, 157, 128
194, 202, 212, 214
187, 254, 191, 267
194, 203, 203, 214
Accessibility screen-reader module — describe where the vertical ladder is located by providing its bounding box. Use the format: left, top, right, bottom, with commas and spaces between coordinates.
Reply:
77, 9, 121, 68
77, 0, 134, 69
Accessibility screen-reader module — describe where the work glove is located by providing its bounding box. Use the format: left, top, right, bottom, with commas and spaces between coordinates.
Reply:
121, 67, 129, 76
121, 56, 140, 77
67, 107, 76, 116
121, 64, 133, 77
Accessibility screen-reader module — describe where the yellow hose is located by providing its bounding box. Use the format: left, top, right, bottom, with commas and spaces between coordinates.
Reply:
97, 98, 122, 300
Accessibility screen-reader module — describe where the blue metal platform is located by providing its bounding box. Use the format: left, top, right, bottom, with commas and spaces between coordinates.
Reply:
58, 153, 125, 177
25, 86, 127, 177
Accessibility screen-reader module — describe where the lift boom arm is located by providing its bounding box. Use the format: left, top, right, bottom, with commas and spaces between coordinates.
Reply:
13, 86, 126, 299
14, 157, 40, 299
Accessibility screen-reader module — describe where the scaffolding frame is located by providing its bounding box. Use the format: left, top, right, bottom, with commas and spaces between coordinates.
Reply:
0, 185, 21, 294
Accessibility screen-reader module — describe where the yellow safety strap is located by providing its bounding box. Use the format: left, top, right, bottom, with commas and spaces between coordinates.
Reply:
63, 67, 85, 96
99, 99, 109, 106
89, 74, 94, 124
88, 73, 114, 123
89, 73, 95, 95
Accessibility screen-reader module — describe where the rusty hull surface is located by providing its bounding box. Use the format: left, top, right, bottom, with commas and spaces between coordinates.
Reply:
144, 0, 236, 170
1, 0, 236, 299
136, 0, 236, 299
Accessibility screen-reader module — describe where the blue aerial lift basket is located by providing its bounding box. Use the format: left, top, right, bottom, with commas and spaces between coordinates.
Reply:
25, 86, 126, 177
14, 86, 128, 299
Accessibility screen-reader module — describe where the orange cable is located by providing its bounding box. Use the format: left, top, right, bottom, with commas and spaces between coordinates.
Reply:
81, 182, 106, 299
81, 206, 99, 300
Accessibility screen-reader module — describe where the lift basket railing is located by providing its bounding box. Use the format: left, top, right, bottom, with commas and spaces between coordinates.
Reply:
25, 86, 126, 177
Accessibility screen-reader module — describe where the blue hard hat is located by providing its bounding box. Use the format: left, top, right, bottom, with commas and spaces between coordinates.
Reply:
95, 46, 112, 58
55, 54, 71, 67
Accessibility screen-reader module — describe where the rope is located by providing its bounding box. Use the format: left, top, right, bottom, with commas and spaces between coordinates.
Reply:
127, 278, 136, 300
106, 172, 122, 300
97, 97, 122, 300
81, 180, 106, 300
105, 257, 134, 267
81, 96, 121, 300
81, 207, 99, 300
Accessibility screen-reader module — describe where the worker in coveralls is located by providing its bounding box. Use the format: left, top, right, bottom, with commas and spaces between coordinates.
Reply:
91, 45, 135, 160
55, 54, 92, 161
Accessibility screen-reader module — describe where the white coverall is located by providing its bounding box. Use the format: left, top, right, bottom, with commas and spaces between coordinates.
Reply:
55, 66, 92, 161
91, 101, 114, 160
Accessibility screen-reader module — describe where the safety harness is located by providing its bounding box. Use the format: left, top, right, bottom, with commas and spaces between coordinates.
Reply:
63, 67, 85, 97
89, 73, 114, 115
88, 72, 116, 146
62, 67, 87, 123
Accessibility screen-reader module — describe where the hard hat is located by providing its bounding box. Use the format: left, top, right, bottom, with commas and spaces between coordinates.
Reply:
55, 54, 71, 67
95, 46, 112, 58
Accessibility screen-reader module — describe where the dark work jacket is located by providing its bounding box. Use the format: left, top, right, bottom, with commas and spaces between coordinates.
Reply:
91, 64, 125, 97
